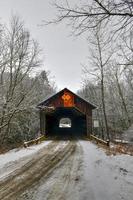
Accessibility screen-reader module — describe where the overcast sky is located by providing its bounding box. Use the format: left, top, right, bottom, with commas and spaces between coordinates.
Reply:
0, 0, 88, 92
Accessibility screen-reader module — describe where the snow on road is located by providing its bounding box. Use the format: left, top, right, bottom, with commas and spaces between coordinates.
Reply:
0, 140, 75, 200
53, 141, 69, 152
0, 140, 51, 179
17, 140, 133, 200
0, 140, 133, 200
80, 140, 133, 200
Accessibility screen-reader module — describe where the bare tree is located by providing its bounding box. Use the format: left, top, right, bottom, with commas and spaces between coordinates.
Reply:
78, 81, 105, 139
0, 16, 41, 143
83, 24, 113, 140
110, 64, 132, 127
48, 0, 133, 37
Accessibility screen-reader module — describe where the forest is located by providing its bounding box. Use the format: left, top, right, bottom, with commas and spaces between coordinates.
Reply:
0, 16, 56, 150
0, 2, 133, 200
0, 0, 133, 149
50, 0, 133, 140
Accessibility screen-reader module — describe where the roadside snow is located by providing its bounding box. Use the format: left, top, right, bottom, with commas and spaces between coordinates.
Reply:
0, 141, 51, 179
79, 140, 133, 200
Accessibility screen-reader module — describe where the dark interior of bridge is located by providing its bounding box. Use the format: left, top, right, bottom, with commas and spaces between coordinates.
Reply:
45, 107, 87, 139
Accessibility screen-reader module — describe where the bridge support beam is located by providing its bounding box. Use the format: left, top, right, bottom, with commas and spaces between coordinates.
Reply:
86, 115, 92, 136
40, 110, 46, 135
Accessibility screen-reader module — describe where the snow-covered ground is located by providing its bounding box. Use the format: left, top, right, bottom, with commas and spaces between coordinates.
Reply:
0, 140, 133, 200
80, 141, 133, 200
0, 141, 51, 180
17, 140, 133, 200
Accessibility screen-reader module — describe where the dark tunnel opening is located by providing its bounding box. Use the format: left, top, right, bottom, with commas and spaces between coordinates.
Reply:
45, 107, 87, 140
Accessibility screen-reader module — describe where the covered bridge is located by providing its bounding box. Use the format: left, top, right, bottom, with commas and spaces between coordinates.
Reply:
37, 88, 96, 139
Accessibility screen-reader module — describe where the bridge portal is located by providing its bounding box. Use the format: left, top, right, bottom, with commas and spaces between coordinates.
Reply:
37, 88, 96, 139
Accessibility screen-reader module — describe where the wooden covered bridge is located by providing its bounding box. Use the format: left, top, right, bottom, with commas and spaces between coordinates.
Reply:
37, 88, 96, 139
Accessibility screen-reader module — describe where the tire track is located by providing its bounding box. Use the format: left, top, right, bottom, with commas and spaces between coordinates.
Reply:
0, 141, 76, 200
23, 142, 83, 200
45, 143, 83, 200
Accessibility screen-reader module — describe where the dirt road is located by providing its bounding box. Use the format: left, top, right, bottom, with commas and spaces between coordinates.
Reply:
19, 141, 84, 200
0, 140, 133, 200
0, 141, 76, 200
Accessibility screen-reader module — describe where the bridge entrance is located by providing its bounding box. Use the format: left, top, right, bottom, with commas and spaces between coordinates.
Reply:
45, 107, 86, 139
37, 88, 96, 139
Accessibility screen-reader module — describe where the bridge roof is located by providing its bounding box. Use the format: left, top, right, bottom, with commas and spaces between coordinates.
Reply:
37, 88, 96, 110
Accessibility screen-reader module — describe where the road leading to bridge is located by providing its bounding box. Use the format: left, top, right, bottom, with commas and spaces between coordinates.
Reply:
0, 140, 133, 200
0, 141, 76, 200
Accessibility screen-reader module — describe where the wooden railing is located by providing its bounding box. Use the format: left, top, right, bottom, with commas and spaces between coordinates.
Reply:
113, 139, 129, 144
90, 134, 109, 146
24, 135, 45, 148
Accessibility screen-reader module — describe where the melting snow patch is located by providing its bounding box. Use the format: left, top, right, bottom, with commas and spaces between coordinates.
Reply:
0, 141, 51, 180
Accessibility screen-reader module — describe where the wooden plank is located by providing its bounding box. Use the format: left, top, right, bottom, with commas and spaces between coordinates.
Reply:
90, 134, 109, 146
86, 115, 93, 136
40, 110, 45, 134
24, 135, 45, 148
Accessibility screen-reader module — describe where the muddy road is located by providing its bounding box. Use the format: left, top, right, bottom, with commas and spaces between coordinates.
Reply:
19, 141, 84, 200
0, 140, 133, 200
0, 141, 76, 200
